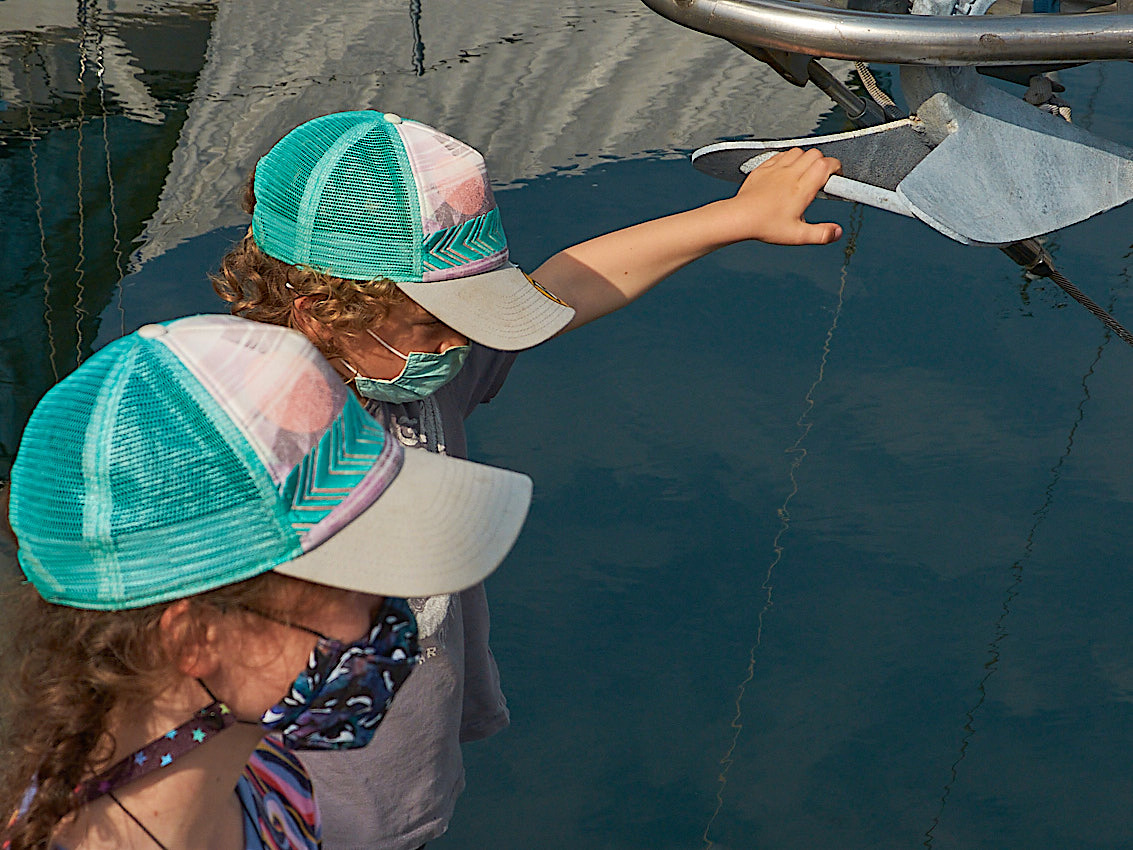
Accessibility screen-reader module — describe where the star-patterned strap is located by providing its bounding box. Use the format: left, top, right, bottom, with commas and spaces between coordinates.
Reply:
72, 701, 235, 806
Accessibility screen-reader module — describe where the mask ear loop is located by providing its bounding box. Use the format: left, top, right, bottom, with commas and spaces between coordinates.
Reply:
341, 333, 411, 386
338, 355, 409, 391
198, 678, 221, 703
338, 357, 363, 386
366, 329, 410, 361
196, 678, 260, 727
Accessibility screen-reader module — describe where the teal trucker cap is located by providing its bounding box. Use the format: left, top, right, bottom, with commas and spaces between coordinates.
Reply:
251, 110, 575, 350
9, 315, 531, 609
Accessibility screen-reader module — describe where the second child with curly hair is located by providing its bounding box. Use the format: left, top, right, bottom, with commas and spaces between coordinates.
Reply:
214, 109, 842, 850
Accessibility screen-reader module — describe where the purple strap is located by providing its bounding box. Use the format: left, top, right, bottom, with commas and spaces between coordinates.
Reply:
72, 701, 235, 806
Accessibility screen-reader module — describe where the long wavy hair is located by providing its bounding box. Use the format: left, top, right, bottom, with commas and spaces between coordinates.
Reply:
0, 571, 325, 850
211, 174, 406, 362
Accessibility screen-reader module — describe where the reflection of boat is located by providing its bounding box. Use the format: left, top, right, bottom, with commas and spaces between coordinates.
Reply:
0, 0, 209, 126
0, 0, 216, 476
649, 0, 1133, 336
135, 0, 853, 267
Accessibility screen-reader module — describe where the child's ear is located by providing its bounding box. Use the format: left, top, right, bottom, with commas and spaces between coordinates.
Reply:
160, 600, 222, 679
290, 296, 332, 345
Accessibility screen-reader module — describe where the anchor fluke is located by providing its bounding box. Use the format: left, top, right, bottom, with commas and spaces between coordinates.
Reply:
693, 68, 1133, 245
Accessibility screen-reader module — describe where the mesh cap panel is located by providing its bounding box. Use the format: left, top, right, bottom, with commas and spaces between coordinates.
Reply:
107, 351, 267, 537
10, 344, 116, 549
11, 334, 299, 609
253, 112, 421, 282
312, 124, 418, 279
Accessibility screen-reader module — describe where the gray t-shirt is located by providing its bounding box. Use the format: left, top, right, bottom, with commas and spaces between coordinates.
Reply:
300, 343, 517, 850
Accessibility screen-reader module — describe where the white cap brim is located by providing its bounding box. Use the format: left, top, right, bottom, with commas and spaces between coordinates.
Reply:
396, 264, 575, 351
275, 448, 532, 598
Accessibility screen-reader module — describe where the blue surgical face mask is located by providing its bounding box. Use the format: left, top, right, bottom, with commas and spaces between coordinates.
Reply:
256, 596, 420, 750
341, 330, 469, 404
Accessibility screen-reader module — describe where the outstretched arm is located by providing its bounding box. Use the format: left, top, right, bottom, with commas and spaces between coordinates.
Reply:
532, 147, 842, 333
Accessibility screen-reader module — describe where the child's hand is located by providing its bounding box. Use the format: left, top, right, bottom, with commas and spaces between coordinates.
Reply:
726, 147, 843, 246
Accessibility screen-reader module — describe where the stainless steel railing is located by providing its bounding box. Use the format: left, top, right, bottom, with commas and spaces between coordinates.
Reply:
640, 0, 1133, 64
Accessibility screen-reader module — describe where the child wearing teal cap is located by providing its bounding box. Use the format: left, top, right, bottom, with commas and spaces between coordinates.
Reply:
214, 109, 842, 849
0, 315, 529, 850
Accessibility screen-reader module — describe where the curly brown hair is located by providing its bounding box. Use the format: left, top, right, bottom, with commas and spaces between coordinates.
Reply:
0, 572, 330, 850
211, 174, 406, 362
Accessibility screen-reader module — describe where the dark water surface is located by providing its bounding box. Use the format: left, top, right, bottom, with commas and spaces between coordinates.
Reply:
3, 5, 1133, 848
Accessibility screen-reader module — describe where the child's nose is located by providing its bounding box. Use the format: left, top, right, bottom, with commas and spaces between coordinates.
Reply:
438, 330, 468, 352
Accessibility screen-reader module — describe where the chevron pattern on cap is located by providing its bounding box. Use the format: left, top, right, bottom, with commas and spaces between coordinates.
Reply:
281, 402, 390, 531
422, 209, 507, 271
